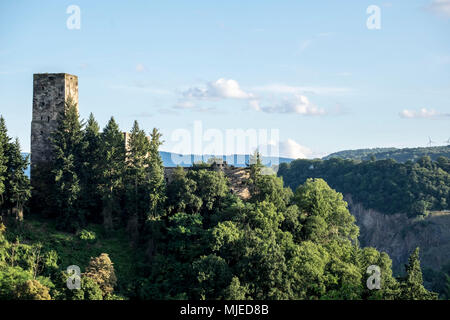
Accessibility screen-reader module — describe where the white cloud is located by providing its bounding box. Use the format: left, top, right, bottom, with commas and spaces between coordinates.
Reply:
183, 78, 253, 100
248, 100, 261, 111
178, 80, 346, 116
399, 108, 450, 119
251, 84, 351, 95
136, 63, 147, 72
428, 0, 450, 18
260, 94, 326, 115
279, 139, 312, 159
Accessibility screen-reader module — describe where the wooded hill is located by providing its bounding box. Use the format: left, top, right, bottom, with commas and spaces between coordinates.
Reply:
0, 103, 444, 300
278, 156, 450, 217
323, 146, 450, 163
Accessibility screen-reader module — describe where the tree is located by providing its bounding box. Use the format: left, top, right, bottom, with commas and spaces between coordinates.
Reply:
0, 117, 8, 209
15, 279, 51, 300
80, 113, 102, 222
188, 169, 228, 216
191, 254, 232, 300
223, 276, 249, 300
84, 253, 117, 298
4, 139, 31, 221
399, 248, 438, 300
71, 276, 104, 300
0, 117, 31, 220
166, 166, 202, 214
50, 97, 85, 231
294, 178, 359, 243
124, 121, 151, 239
98, 117, 126, 231
358, 247, 400, 300
147, 128, 166, 219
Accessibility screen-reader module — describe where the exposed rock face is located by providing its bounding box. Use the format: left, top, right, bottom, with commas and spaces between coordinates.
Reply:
164, 165, 251, 200
225, 167, 250, 199
346, 195, 450, 274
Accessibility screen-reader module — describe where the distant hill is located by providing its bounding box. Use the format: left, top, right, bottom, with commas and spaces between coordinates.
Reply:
323, 146, 450, 162
278, 156, 450, 216
160, 151, 293, 167
22, 152, 294, 177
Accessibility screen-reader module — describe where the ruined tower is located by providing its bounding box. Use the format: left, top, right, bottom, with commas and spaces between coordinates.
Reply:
30, 73, 78, 208
31, 73, 78, 167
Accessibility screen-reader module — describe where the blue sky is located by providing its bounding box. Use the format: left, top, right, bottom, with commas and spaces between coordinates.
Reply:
0, 0, 449, 158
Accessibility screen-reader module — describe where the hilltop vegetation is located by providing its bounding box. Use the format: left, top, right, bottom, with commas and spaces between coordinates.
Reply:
278, 156, 450, 217
0, 105, 444, 300
323, 146, 450, 163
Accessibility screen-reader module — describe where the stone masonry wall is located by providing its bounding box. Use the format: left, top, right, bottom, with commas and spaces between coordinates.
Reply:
31, 73, 78, 178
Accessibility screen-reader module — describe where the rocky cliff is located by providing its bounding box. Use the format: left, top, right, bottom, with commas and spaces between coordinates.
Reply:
346, 195, 450, 275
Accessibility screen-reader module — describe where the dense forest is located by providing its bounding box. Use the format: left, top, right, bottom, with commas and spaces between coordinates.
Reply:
0, 101, 445, 300
278, 157, 450, 217
323, 146, 450, 163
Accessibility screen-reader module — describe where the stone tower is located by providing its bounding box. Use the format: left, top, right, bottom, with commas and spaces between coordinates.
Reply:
31, 73, 78, 166
30, 73, 78, 187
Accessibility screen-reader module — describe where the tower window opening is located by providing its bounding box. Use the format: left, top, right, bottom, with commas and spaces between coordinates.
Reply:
48, 116, 50, 122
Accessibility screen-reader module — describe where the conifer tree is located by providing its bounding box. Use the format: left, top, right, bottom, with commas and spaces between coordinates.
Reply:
4, 138, 31, 220
80, 113, 102, 222
399, 247, 438, 300
248, 151, 263, 183
0, 116, 9, 209
98, 117, 125, 231
51, 97, 85, 230
147, 128, 166, 219
124, 121, 151, 237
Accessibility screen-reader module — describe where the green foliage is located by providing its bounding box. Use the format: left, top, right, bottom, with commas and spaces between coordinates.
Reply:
166, 166, 202, 214
98, 117, 126, 231
123, 121, 152, 239
0, 116, 31, 220
147, 128, 166, 219
278, 157, 450, 217
187, 169, 228, 214
0, 116, 9, 204
80, 113, 103, 222
50, 98, 85, 231
423, 260, 450, 299
78, 229, 96, 242
2, 218, 137, 299
294, 178, 359, 243
323, 146, 450, 163
399, 248, 438, 300
1, 112, 442, 300
84, 253, 117, 297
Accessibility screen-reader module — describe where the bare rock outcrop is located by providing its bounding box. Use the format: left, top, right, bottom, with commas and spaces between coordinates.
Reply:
346, 195, 450, 274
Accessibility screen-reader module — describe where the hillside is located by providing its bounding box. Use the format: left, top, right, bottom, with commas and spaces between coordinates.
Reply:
278, 156, 450, 216
323, 146, 450, 162
278, 156, 450, 281
347, 196, 450, 275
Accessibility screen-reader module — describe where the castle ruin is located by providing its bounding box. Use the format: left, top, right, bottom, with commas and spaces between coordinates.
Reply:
31, 73, 78, 175
30, 73, 250, 202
